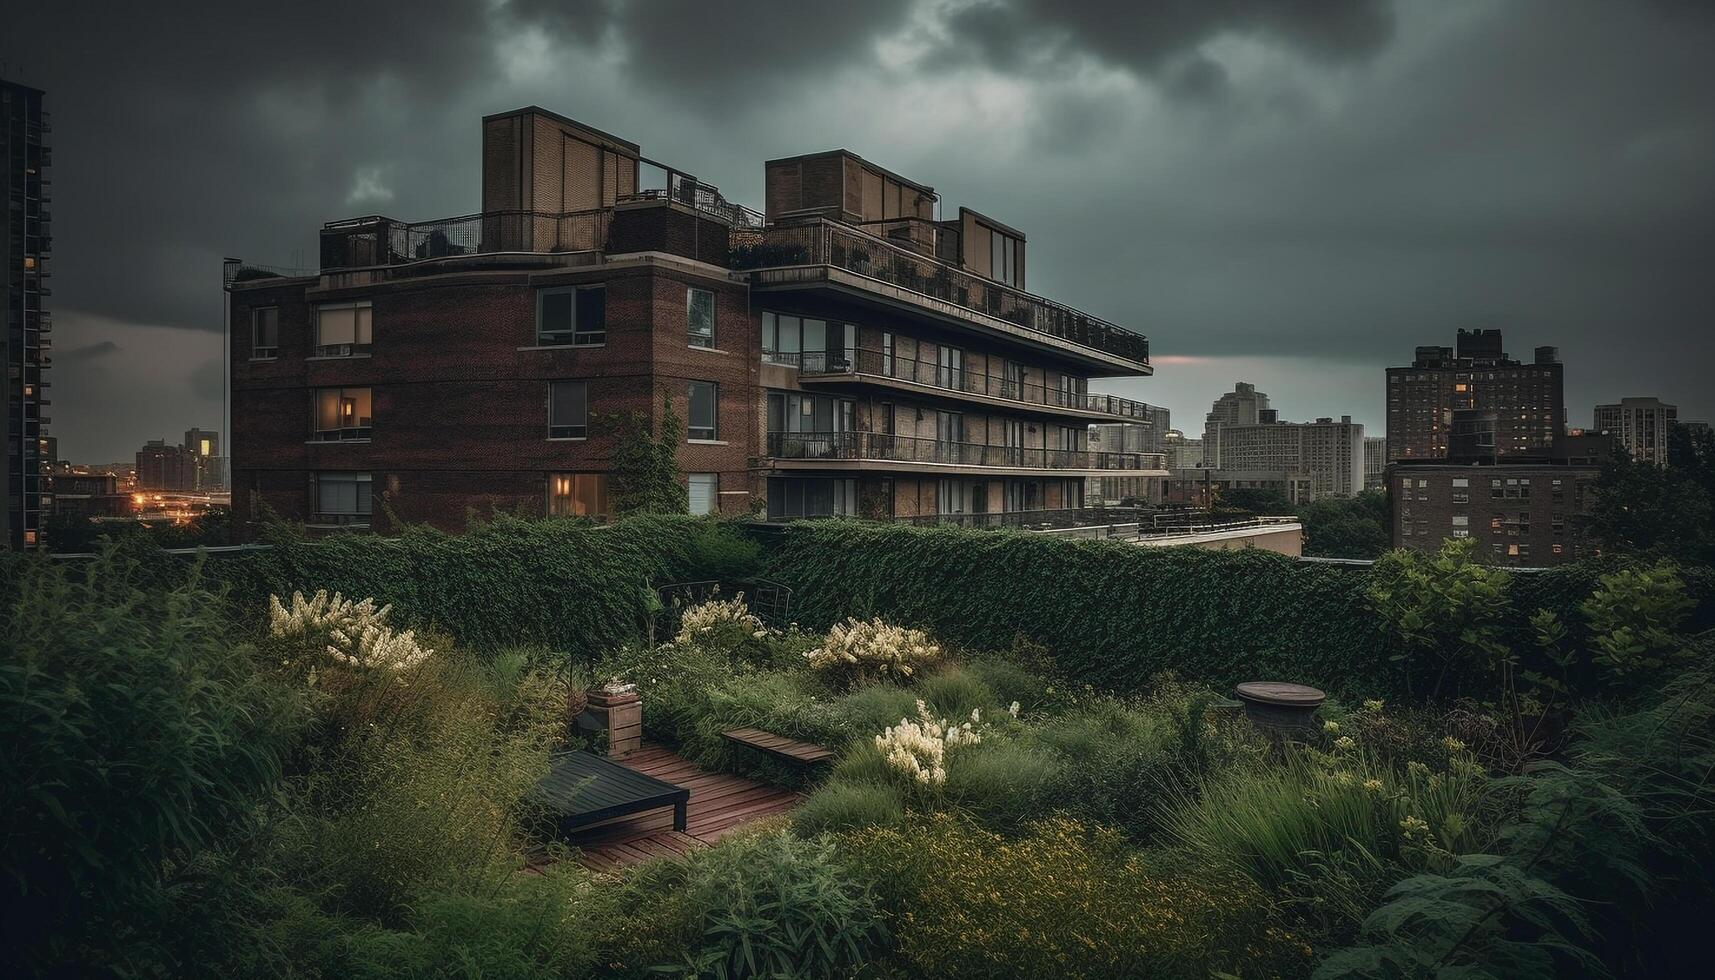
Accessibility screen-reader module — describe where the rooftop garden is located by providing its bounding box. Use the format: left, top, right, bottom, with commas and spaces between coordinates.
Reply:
4, 515, 1714, 977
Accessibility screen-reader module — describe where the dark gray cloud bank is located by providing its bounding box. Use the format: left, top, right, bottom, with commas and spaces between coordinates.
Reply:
6, 0, 1712, 461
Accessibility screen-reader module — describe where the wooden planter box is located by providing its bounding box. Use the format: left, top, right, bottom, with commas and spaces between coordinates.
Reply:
585, 688, 642, 758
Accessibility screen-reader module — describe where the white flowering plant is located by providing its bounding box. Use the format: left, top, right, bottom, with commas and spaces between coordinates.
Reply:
873, 700, 983, 787
268, 589, 433, 681
674, 594, 767, 646
804, 617, 941, 688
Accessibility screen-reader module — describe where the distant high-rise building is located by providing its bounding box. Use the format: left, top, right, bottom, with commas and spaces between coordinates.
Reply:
1593, 398, 1677, 466
3, 78, 50, 549
1211, 415, 1367, 500
183, 427, 227, 489
1364, 436, 1387, 491
136, 439, 197, 491
1202, 382, 1271, 467
1385, 330, 1564, 463
1160, 429, 1202, 469
1682, 420, 1712, 442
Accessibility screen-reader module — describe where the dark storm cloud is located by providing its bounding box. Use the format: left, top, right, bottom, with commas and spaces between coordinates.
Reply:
56, 340, 121, 364
5, 0, 1714, 461
940, 0, 1393, 76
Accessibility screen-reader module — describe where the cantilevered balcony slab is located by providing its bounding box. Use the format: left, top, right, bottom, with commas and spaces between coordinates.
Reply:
735, 218, 1149, 377
763, 433, 1169, 479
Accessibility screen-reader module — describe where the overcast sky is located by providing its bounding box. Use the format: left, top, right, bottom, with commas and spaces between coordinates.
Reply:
7, 0, 1712, 462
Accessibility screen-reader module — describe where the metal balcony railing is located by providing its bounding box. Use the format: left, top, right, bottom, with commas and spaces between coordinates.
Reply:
731, 217, 1149, 366
765, 431, 1165, 471
789, 348, 1111, 413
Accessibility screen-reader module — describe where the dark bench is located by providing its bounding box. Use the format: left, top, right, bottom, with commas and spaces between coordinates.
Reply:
721, 727, 836, 766
531, 750, 689, 833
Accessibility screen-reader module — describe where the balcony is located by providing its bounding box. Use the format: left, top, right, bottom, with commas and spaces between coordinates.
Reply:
317, 171, 764, 272
732, 217, 1149, 372
789, 349, 1148, 421
765, 431, 1167, 476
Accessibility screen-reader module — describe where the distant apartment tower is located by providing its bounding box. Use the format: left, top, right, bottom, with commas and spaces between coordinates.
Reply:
1202, 381, 1271, 467
1209, 416, 1366, 500
1160, 429, 1201, 469
1593, 397, 1677, 466
184, 427, 227, 489
226, 106, 1161, 534
1386, 330, 1563, 462
1364, 436, 1386, 490
3, 79, 50, 549
136, 439, 196, 491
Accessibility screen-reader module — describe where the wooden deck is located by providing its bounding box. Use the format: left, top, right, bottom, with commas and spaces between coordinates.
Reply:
570, 743, 801, 871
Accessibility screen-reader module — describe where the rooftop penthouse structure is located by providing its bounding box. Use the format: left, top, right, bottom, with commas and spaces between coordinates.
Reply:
226, 107, 1161, 533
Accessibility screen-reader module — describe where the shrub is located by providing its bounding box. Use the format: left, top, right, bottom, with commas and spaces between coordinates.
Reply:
915, 663, 996, 718
841, 813, 1306, 977
872, 699, 982, 786
673, 593, 765, 646
616, 830, 886, 978
791, 781, 907, 835
1166, 733, 1492, 902
803, 616, 941, 687
1580, 562, 1694, 679
0, 548, 303, 974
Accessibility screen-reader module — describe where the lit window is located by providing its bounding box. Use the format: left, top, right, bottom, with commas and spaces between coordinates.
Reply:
313, 301, 372, 357
537, 285, 605, 346
548, 473, 607, 516
688, 381, 718, 441
251, 307, 279, 359
312, 387, 373, 441
549, 381, 588, 439
687, 287, 716, 348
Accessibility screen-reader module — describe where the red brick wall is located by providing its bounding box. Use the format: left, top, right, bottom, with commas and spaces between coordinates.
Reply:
229, 256, 760, 537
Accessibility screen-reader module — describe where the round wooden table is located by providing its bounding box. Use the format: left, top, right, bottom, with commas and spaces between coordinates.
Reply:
1234, 681, 1326, 735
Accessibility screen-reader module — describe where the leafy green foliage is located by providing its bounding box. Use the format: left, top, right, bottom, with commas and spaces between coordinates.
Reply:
607, 397, 688, 516
1369, 537, 1513, 699
1299, 489, 1391, 559
212, 512, 713, 657
0, 545, 303, 974
1589, 424, 1715, 563
1580, 563, 1694, 678
622, 831, 886, 979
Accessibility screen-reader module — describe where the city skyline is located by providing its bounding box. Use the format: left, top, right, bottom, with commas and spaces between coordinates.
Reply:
5, 0, 1713, 463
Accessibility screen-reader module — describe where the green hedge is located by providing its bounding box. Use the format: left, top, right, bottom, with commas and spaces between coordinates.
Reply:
762, 522, 1715, 697
0, 514, 720, 659
213, 513, 719, 655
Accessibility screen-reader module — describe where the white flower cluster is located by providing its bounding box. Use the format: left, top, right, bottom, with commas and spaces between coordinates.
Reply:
874, 700, 982, 786
803, 617, 940, 682
268, 589, 432, 674
674, 594, 765, 646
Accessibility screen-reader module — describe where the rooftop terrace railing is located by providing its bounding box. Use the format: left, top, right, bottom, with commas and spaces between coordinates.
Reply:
731, 217, 1149, 366
766, 431, 1165, 471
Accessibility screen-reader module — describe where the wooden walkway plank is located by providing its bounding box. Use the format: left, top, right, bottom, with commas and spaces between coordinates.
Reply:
572, 743, 800, 871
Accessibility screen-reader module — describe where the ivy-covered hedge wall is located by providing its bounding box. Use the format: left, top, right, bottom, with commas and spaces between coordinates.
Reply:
203, 513, 718, 655
762, 521, 1715, 697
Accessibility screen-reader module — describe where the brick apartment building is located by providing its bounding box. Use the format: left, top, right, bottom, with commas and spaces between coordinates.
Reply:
226, 107, 1161, 534
1386, 330, 1564, 463
1388, 416, 1612, 566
